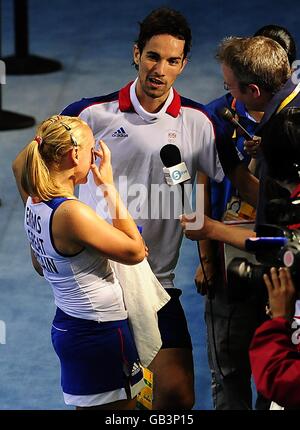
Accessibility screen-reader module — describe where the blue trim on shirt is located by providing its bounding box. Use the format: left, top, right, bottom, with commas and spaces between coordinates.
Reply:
44, 197, 68, 210
44, 198, 83, 258
180, 96, 206, 111
61, 91, 119, 117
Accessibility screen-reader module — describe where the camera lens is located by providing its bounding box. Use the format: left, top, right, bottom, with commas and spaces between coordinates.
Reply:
227, 258, 267, 303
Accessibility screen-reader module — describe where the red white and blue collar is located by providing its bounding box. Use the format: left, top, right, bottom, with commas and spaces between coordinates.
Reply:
118, 79, 181, 118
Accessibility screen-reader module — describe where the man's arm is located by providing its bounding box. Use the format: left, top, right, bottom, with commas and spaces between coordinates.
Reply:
12, 146, 29, 204
195, 172, 218, 294
227, 162, 259, 208
181, 214, 256, 250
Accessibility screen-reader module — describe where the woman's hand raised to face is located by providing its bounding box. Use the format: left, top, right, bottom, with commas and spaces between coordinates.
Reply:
90, 140, 114, 187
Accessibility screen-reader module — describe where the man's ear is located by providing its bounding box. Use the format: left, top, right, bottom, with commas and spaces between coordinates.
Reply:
180, 57, 188, 73
248, 83, 261, 98
133, 44, 140, 66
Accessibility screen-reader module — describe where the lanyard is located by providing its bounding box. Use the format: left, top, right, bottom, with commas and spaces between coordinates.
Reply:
230, 82, 300, 138
276, 82, 300, 114
231, 98, 237, 139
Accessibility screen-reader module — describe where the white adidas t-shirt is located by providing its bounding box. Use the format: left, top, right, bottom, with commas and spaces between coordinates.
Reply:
62, 79, 224, 287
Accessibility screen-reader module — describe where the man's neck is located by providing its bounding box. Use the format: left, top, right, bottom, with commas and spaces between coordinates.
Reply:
135, 81, 170, 113
245, 91, 274, 122
247, 110, 265, 122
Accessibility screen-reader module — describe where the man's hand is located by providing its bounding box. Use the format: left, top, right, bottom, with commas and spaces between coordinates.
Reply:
243, 136, 261, 159
195, 259, 216, 296
180, 214, 214, 241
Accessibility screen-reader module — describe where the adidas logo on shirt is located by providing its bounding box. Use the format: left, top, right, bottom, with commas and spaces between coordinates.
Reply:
112, 127, 128, 138
131, 361, 142, 376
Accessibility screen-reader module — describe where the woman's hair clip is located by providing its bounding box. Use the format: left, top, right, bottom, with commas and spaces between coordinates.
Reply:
34, 135, 43, 145
61, 121, 78, 147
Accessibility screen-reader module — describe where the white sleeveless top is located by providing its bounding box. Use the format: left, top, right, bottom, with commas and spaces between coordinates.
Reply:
24, 197, 127, 322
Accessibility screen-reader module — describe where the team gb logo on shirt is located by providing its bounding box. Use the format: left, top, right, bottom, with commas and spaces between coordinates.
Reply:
167, 130, 177, 143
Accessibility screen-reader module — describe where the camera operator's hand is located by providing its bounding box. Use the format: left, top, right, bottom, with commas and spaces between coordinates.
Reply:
263, 267, 296, 321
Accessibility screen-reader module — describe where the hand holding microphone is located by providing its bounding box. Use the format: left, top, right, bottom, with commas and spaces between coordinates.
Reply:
219, 107, 261, 158
160, 144, 211, 295
243, 136, 261, 158
220, 107, 253, 140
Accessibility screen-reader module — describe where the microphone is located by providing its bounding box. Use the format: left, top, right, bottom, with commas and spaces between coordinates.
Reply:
160, 147, 207, 296
160, 146, 205, 294
160, 144, 191, 186
219, 107, 253, 140
160, 144, 193, 216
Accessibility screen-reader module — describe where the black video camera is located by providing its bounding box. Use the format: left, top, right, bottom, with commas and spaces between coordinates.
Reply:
226, 198, 300, 303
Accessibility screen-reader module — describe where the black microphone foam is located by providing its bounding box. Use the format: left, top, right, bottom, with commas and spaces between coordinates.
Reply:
219, 107, 234, 122
219, 106, 253, 140
160, 144, 181, 167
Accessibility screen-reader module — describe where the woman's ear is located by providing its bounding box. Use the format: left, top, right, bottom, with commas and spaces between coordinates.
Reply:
68, 147, 79, 165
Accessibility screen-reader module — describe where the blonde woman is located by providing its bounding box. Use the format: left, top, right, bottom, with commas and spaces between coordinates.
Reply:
21, 115, 146, 409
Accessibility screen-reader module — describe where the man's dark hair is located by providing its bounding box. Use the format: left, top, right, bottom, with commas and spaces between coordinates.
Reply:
254, 24, 297, 66
135, 7, 192, 59
261, 107, 300, 183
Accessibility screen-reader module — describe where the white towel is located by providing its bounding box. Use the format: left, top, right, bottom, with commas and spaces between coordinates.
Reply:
109, 258, 170, 367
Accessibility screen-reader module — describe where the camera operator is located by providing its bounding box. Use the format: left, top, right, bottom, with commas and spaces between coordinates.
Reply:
249, 107, 300, 409
249, 267, 300, 409
181, 102, 300, 408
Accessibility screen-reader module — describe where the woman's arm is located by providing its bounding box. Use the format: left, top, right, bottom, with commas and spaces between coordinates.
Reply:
53, 141, 146, 265
54, 199, 145, 265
